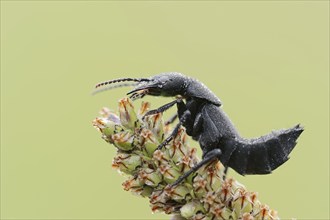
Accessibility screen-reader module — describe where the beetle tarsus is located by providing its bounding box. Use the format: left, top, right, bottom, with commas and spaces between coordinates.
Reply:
156, 122, 182, 151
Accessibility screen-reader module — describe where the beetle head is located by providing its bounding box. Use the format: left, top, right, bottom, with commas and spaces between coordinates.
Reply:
127, 72, 188, 99
94, 72, 188, 100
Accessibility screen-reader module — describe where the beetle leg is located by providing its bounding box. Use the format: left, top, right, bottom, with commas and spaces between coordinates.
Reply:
156, 110, 190, 151
164, 113, 178, 126
156, 122, 181, 150
170, 148, 222, 187
142, 99, 182, 120
191, 112, 203, 137
223, 167, 229, 180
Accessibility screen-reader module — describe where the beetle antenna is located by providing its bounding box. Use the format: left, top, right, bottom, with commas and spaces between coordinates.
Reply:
95, 78, 149, 89
92, 83, 138, 95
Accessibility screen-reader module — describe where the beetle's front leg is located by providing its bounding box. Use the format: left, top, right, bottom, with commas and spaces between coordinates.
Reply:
142, 98, 182, 120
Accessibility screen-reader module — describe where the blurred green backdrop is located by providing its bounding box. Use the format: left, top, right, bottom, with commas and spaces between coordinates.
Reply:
1, 1, 329, 219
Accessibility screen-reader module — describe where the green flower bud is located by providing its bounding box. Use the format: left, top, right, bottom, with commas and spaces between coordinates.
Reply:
140, 129, 159, 157
232, 189, 253, 217
172, 127, 188, 146
210, 204, 233, 220
163, 205, 180, 215
112, 130, 137, 151
150, 190, 167, 204
122, 176, 153, 197
165, 185, 191, 202
92, 118, 117, 136
203, 191, 219, 212
150, 190, 169, 213
151, 204, 165, 213
159, 164, 182, 184
153, 150, 170, 166
118, 98, 140, 130
250, 192, 259, 205
220, 178, 235, 204
203, 162, 222, 192
138, 101, 150, 116
139, 186, 154, 197
193, 161, 222, 199
99, 107, 121, 124
166, 141, 187, 165
122, 176, 144, 193
175, 148, 197, 174
180, 200, 205, 219
138, 168, 162, 187
93, 117, 126, 144
112, 153, 142, 174
145, 113, 164, 143
193, 175, 209, 198
253, 204, 279, 220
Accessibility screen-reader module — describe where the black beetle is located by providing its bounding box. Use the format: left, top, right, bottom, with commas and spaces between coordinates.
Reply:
95, 72, 303, 186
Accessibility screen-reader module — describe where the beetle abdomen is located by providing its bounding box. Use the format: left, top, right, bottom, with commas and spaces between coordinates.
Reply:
227, 124, 304, 175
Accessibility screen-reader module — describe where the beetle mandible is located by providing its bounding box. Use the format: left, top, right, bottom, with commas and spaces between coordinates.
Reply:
94, 72, 304, 186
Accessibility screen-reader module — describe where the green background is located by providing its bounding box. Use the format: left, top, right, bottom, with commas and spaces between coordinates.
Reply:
1, 1, 329, 219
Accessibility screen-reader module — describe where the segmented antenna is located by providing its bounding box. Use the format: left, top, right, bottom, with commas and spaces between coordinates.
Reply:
95, 78, 150, 89
91, 83, 138, 95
